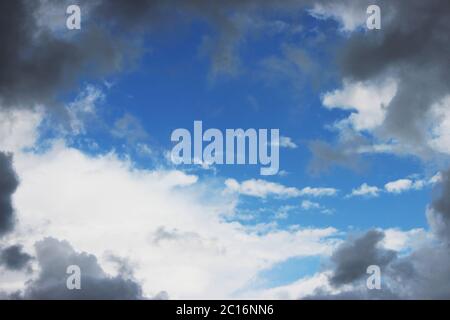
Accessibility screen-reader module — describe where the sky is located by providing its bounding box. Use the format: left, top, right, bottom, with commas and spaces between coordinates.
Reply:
1, 0, 450, 299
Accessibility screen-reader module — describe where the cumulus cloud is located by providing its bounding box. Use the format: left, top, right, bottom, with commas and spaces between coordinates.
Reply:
384, 174, 440, 194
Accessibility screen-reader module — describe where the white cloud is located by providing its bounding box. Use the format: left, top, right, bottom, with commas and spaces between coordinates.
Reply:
428, 95, 450, 155
275, 136, 298, 149
349, 183, 381, 198
224, 179, 338, 199
346, 174, 441, 197
241, 271, 335, 299
224, 179, 300, 198
382, 228, 429, 252
385, 178, 422, 194
0, 108, 43, 153
4, 113, 339, 299
322, 79, 397, 131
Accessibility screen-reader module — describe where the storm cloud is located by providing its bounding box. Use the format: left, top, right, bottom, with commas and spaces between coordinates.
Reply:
0, 152, 19, 236
0, 245, 32, 271
21, 237, 144, 300
428, 170, 450, 245
329, 230, 396, 286
0, 0, 128, 111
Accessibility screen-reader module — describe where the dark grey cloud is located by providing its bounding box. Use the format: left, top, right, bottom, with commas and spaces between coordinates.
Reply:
338, 0, 450, 155
307, 169, 450, 299
428, 170, 450, 244
0, 245, 32, 271
307, 0, 450, 172
0, 0, 319, 111
21, 237, 144, 300
0, 152, 19, 237
0, 0, 127, 110
329, 230, 396, 286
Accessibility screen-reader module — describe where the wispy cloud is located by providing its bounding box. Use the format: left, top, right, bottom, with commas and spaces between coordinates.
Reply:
225, 178, 338, 199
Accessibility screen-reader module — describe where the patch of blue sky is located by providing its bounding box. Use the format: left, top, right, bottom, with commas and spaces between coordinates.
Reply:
40, 9, 434, 240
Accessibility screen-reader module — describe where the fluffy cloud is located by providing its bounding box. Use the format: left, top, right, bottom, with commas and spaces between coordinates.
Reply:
384, 175, 440, 194
322, 79, 397, 131
384, 179, 416, 194
0, 114, 339, 298
349, 174, 441, 197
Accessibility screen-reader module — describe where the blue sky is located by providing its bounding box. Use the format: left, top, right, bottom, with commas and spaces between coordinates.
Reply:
1, 0, 450, 300
54, 7, 433, 289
